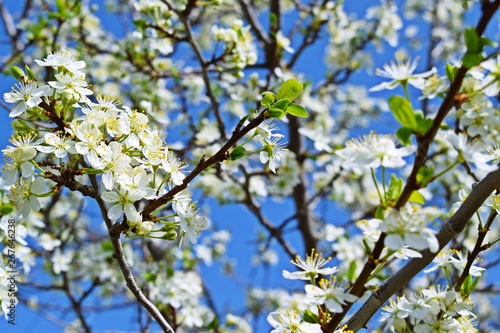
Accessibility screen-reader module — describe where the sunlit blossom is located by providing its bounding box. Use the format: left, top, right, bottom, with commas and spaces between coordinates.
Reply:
267, 310, 322, 333
370, 54, 436, 92
282, 249, 337, 280
3, 82, 51, 118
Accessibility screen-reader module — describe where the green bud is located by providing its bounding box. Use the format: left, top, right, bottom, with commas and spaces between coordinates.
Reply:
62, 89, 81, 105
12, 119, 32, 132
25, 65, 37, 81
136, 221, 154, 236
11, 66, 27, 82
230, 146, 246, 160
163, 229, 178, 241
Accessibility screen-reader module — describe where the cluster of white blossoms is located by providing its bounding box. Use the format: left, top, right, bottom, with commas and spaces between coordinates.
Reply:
148, 270, 214, 329
268, 250, 358, 331
380, 286, 477, 332
211, 20, 257, 77
2, 49, 295, 246
424, 249, 485, 278
335, 132, 415, 173
2, 49, 206, 243
358, 204, 440, 254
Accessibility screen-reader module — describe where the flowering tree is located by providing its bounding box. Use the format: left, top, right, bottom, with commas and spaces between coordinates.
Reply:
1, 0, 500, 332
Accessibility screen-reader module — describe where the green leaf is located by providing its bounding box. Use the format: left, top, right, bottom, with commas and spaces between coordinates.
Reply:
142, 270, 157, 283
416, 165, 434, 186
276, 79, 303, 102
12, 119, 33, 133
416, 118, 433, 136
230, 146, 246, 160
0, 203, 14, 216
462, 27, 488, 69
286, 103, 309, 118
408, 190, 425, 204
303, 310, 319, 324
133, 19, 147, 32
471, 276, 481, 290
462, 275, 473, 294
347, 260, 357, 282
269, 12, 278, 27
445, 63, 456, 81
260, 91, 276, 107
166, 265, 175, 278
463, 53, 483, 69
268, 99, 290, 118
268, 108, 286, 118
386, 174, 403, 203
207, 317, 219, 330
55, 0, 67, 14
375, 205, 385, 219
272, 99, 290, 109
396, 127, 413, 146
388, 96, 418, 130
101, 240, 114, 252
464, 27, 480, 53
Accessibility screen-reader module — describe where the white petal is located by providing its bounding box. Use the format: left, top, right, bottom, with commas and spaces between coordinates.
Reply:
107, 204, 123, 220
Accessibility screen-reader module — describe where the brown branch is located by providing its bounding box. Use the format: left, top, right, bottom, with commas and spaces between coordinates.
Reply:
62, 272, 92, 333
238, 0, 271, 45
288, 116, 317, 253
166, 0, 227, 140
454, 210, 497, 291
141, 110, 268, 219
86, 172, 175, 332
235, 166, 298, 259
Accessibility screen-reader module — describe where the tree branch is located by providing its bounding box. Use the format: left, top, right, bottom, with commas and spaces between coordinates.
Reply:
345, 167, 500, 331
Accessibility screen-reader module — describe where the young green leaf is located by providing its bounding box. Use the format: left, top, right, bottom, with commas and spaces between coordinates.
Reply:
463, 53, 483, 69
396, 127, 413, 146
445, 63, 456, 81
276, 79, 303, 102
268, 99, 290, 118
464, 27, 480, 53
261, 91, 276, 107
0, 203, 14, 216
462, 27, 486, 68
303, 310, 319, 324
286, 103, 309, 118
347, 260, 357, 282
388, 96, 418, 130
416, 165, 434, 186
386, 174, 403, 204
416, 118, 433, 136
375, 205, 385, 219
408, 190, 425, 204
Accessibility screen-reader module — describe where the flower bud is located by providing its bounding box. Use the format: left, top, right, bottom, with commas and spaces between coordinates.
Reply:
163, 230, 177, 241
11, 66, 27, 83
136, 221, 154, 236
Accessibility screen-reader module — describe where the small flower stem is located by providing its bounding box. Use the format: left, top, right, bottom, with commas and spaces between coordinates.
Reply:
381, 166, 387, 198
402, 83, 410, 102
371, 168, 384, 206
430, 160, 460, 182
